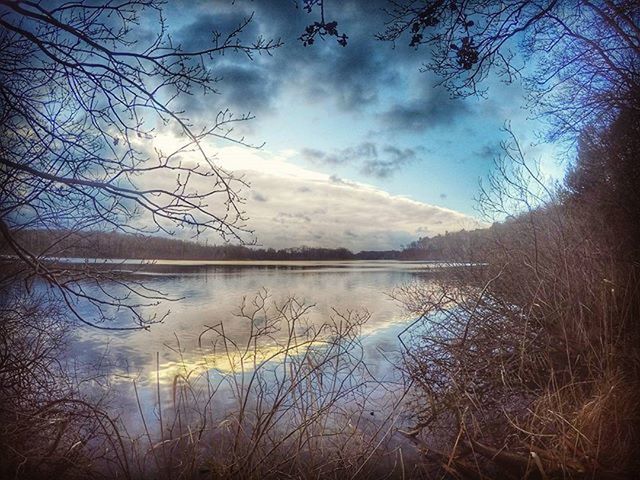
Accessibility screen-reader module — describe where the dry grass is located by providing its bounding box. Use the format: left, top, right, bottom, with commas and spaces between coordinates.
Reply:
391, 135, 640, 478
90, 291, 413, 479
0, 290, 126, 479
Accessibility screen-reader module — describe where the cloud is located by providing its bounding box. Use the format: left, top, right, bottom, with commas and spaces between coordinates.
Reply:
285, 42, 387, 110
253, 1, 393, 111
214, 146, 483, 250
302, 142, 422, 178
302, 143, 377, 166
215, 63, 275, 113
162, 0, 479, 150
160, 0, 487, 143
476, 143, 502, 160
360, 145, 420, 178
164, 8, 280, 121
131, 133, 484, 250
173, 10, 260, 54
252, 191, 268, 202
273, 212, 311, 224
164, 7, 279, 120
381, 92, 470, 132
168, 0, 400, 114
243, 169, 481, 250
301, 148, 329, 163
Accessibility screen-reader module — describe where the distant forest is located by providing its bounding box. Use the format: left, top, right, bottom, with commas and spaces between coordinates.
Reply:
2, 228, 492, 261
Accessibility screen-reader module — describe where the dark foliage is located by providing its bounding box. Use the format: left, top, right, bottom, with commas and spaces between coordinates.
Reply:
2, 228, 489, 262
565, 97, 640, 262
299, 0, 348, 47
396, 104, 640, 477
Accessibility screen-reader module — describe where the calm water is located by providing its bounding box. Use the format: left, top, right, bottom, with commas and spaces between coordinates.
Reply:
69, 260, 440, 434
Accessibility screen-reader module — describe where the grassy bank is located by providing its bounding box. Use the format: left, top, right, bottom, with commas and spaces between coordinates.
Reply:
392, 117, 640, 478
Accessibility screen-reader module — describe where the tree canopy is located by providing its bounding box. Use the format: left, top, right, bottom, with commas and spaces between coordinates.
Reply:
375, 0, 640, 140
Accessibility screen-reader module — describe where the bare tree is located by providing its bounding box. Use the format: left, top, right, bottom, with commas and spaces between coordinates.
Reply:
378, 0, 640, 141
0, 0, 281, 328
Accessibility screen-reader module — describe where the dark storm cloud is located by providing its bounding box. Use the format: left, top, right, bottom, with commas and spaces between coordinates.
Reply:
250, 0, 394, 110
302, 142, 421, 178
215, 63, 275, 112
299, 40, 388, 109
166, 0, 475, 132
381, 92, 471, 132
476, 142, 502, 160
167, 0, 399, 114
173, 10, 260, 54
171, 87, 268, 137
167, 9, 273, 116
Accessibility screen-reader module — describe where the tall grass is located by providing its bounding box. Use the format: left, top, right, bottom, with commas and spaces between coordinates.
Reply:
392, 129, 640, 478
0, 289, 125, 479
88, 291, 414, 479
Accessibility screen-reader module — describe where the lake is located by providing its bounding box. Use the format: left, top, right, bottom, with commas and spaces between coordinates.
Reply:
68, 260, 443, 445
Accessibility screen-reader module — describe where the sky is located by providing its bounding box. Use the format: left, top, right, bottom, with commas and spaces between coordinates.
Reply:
142, 0, 566, 251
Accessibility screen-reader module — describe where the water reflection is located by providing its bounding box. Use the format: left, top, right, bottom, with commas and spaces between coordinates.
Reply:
68, 261, 438, 438
74, 261, 437, 382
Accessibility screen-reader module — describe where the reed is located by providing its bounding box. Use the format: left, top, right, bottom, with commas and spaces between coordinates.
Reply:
93, 291, 411, 479
392, 129, 640, 478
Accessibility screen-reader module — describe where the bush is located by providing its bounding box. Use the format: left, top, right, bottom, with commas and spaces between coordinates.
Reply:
394, 115, 640, 478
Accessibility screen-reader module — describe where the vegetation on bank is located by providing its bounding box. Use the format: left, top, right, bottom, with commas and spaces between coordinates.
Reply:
393, 108, 640, 478
1, 228, 487, 262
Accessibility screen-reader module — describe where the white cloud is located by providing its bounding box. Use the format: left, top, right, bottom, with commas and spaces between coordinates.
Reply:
217, 147, 484, 250
135, 133, 486, 250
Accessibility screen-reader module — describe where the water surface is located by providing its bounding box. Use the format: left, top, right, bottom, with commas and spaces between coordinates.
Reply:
70, 260, 438, 432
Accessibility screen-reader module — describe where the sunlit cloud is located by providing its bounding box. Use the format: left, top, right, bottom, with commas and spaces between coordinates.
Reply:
214, 145, 484, 250
135, 131, 484, 250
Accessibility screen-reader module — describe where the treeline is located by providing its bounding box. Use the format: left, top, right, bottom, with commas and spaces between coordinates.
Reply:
401, 228, 493, 260
2, 228, 491, 261
1, 230, 354, 261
